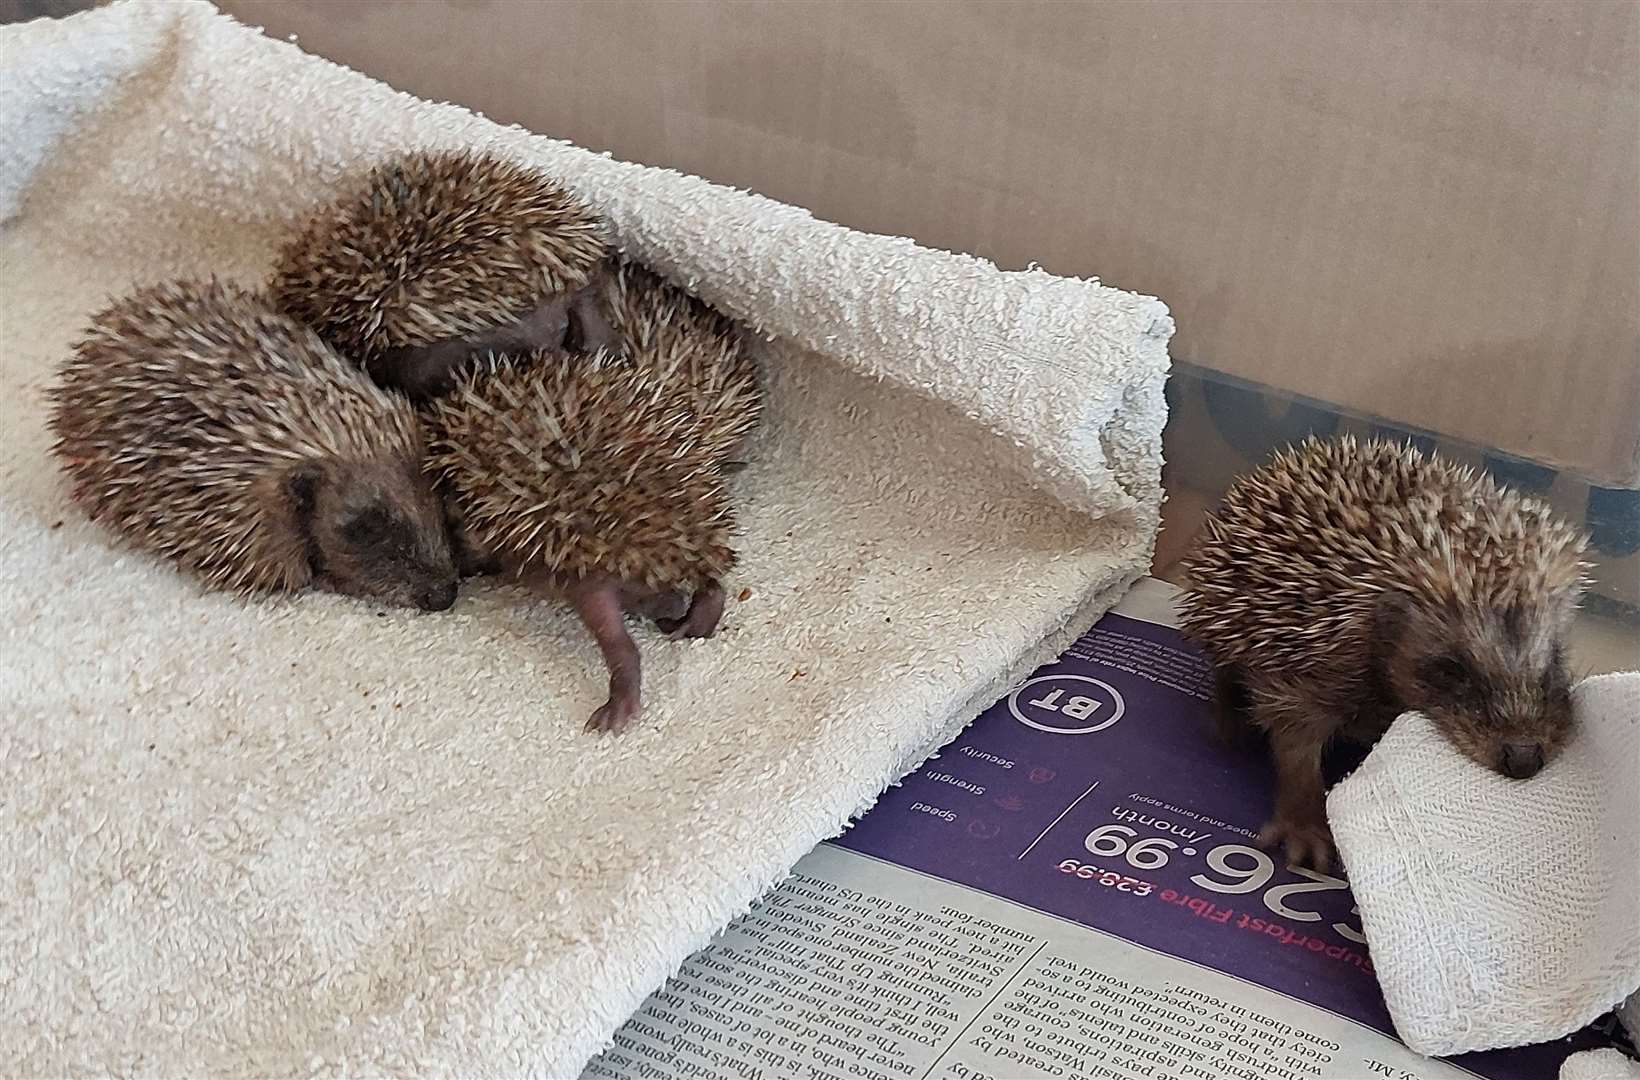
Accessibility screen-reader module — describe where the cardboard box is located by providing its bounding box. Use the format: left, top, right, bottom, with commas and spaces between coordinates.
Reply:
221, 0, 1639, 488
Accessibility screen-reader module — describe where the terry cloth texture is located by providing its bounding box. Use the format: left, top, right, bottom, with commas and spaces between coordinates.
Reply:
1562, 1050, 1640, 1080
1563, 990, 1640, 1079
1329, 673, 1640, 1059
0, 2, 1171, 1076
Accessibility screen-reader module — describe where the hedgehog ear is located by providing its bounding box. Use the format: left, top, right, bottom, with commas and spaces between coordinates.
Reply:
285, 462, 324, 522
1371, 588, 1414, 642
1366, 588, 1417, 680
283, 462, 331, 578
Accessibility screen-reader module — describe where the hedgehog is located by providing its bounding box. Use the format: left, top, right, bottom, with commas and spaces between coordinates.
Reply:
1178, 435, 1588, 870
269, 149, 612, 400
48, 279, 460, 610
422, 346, 756, 733
593, 256, 762, 467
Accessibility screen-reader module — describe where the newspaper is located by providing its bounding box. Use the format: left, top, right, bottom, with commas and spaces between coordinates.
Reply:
587, 578, 1629, 1080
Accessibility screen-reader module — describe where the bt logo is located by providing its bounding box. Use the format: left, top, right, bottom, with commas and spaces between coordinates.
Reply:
1008, 674, 1124, 735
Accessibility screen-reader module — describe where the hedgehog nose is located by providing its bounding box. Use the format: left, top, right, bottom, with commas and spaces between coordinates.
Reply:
418, 581, 458, 612
1501, 743, 1545, 779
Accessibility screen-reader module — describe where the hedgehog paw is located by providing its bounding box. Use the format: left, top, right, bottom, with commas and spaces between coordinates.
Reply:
586, 694, 640, 734
1257, 816, 1335, 872
635, 589, 690, 625
659, 582, 726, 640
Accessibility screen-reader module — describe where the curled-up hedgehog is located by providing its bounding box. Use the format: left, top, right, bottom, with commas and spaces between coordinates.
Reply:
48, 279, 459, 610
422, 347, 759, 733
594, 257, 762, 467
1179, 436, 1588, 870
270, 149, 612, 400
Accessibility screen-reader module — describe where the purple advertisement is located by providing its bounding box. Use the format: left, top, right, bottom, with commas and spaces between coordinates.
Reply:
835, 606, 1623, 1079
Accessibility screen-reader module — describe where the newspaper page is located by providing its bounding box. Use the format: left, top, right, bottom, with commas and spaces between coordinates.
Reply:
587, 578, 1628, 1080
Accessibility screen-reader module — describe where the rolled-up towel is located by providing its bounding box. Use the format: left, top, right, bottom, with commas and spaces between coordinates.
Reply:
1330, 672, 1640, 1057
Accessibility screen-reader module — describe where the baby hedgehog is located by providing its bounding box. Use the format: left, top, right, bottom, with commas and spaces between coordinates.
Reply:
48, 279, 459, 610
270, 149, 611, 400
422, 347, 757, 733
1179, 435, 1587, 870
594, 257, 762, 467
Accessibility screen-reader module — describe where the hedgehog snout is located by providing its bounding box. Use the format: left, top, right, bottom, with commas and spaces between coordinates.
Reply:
1499, 742, 1546, 780
417, 579, 458, 612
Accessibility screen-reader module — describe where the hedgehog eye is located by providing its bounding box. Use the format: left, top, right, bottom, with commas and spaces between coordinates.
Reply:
1418, 653, 1474, 695
341, 506, 392, 547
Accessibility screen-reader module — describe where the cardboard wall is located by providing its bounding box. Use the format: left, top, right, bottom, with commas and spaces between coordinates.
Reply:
221, 0, 1639, 486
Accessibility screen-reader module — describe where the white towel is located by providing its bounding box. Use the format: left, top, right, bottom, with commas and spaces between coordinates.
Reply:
1329, 673, 1640, 1059
0, 2, 1170, 1075
1561, 1049, 1640, 1080
1559, 990, 1640, 1078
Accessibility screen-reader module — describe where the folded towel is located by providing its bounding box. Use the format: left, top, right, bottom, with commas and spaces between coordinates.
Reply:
0, 1, 1170, 1075
1329, 672, 1640, 1058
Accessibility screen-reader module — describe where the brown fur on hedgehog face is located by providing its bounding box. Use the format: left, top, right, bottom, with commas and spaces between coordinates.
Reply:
282, 457, 458, 612
1373, 587, 1578, 779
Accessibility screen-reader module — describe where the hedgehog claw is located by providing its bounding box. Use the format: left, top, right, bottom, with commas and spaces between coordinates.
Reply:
1257, 816, 1336, 872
